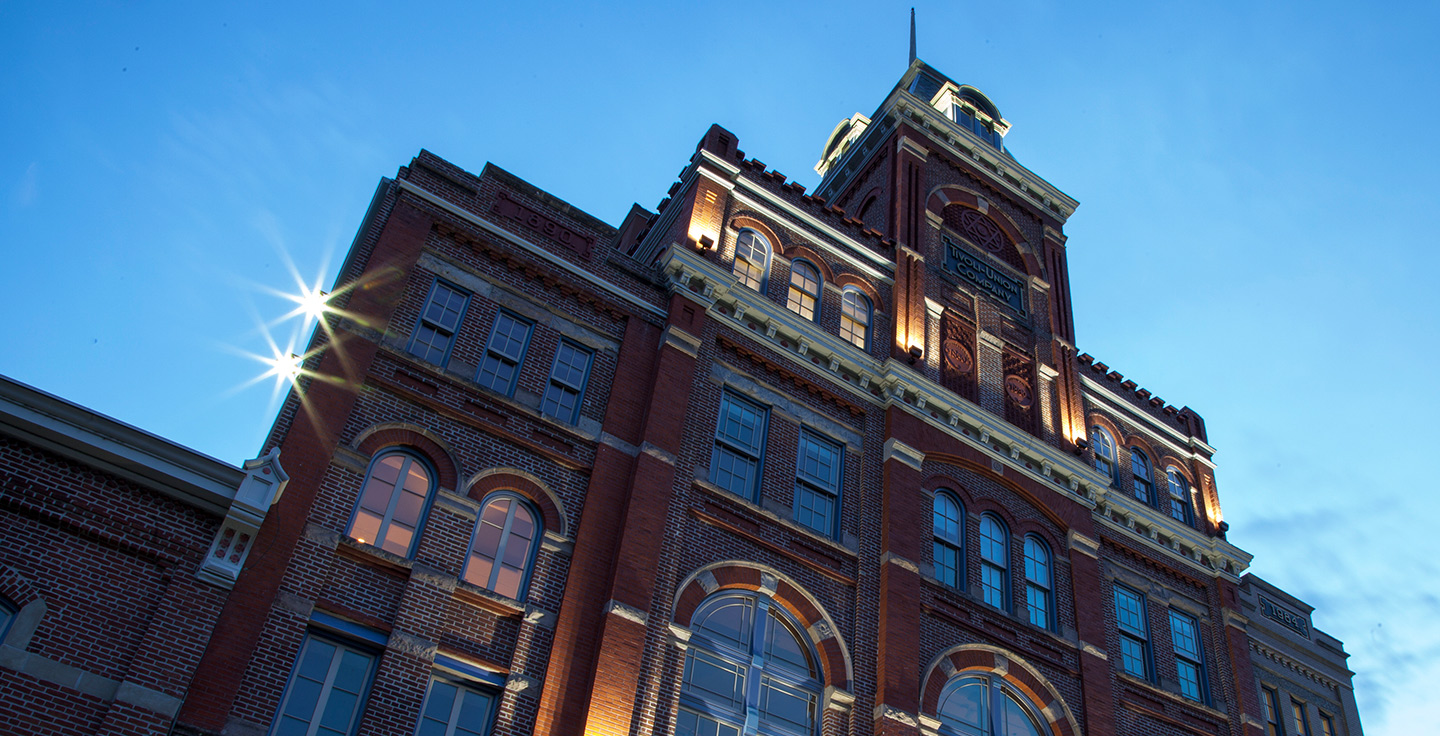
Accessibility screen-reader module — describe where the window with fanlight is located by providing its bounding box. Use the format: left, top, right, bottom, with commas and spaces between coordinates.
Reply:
839, 288, 871, 349
463, 492, 541, 601
1166, 467, 1193, 524
346, 450, 435, 557
935, 671, 1047, 736
677, 592, 822, 736
733, 229, 771, 292
786, 260, 821, 320
1090, 426, 1116, 482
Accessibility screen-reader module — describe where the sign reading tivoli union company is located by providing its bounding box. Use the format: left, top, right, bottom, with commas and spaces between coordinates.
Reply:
942, 234, 1026, 315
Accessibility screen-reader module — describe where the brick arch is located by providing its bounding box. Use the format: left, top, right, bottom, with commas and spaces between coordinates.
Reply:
1121, 434, 1161, 475
833, 273, 881, 309
464, 468, 569, 539
921, 644, 1081, 736
729, 215, 784, 258
1158, 457, 1196, 487
672, 561, 852, 691
855, 186, 883, 230
926, 186, 1041, 277
922, 453, 1068, 533
0, 565, 41, 609
353, 423, 460, 491
1084, 413, 1124, 450
781, 245, 836, 283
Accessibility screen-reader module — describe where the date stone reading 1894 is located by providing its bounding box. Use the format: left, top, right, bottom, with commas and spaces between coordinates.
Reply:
942, 234, 1026, 314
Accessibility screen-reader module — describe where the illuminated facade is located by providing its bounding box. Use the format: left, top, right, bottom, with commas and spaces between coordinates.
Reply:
151, 59, 1362, 736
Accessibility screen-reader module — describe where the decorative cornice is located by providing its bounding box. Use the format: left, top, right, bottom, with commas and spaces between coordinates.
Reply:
603, 600, 648, 627
1251, 640, 1342, 690
882, 438, 925, 471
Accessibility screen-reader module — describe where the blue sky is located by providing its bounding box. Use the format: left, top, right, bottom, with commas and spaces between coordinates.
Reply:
3, 2, 1435, 732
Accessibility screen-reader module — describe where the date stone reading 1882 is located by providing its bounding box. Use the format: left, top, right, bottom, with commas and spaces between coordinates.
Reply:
942, 234, 1026, 314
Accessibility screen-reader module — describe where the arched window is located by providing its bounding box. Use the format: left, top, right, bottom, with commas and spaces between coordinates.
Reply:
678, 592, 821, 736
979, 514, 1009, 611
786, 260, 821, 320
733, 229, 771, 291
839, 288, 871, 349
933, 491, 965, 590
1090, 426, 1116, 481
1023, 536, 1052, 630
936, 672, 1046, 736
347, 450, 434, 557
1166, 468, 1192, 524
1130, 448, 1153, 504
463, 493, 540, 600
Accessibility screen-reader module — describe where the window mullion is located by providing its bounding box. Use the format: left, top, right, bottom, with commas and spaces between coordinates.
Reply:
307, 645, 346, 736
491, 504, 519, 590
445, 681, 465, 736
379, 456, 412, 532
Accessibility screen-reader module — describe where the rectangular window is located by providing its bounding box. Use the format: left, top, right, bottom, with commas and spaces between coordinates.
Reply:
793, 430, 842, 537
1292, 699, 1312, 736
413, 675, 497, 736
1263, 686, 1286, 736
710, 392, 767, 500
1169, 610, 1206, 702
476, 312, 532, 396
271, 635, 376, 736
1318, 712, 1335, 736
540, 341, 592, 423
1114, 585, 1150, 679
408, 281, 468, 366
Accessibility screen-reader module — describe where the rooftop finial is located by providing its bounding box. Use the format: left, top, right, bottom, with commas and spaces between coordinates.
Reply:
909, 8, 917, 64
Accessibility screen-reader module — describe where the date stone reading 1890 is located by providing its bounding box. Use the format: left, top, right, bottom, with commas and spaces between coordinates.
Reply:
942, 234, 1026, 314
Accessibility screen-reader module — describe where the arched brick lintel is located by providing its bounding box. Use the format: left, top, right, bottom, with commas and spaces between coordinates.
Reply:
926, 186, 1042, 277
834, 274, 881, 309
463, 468, 569, 539
353, 423, 461, 492
671, 561, 853, 691
920, 644, 1081, 736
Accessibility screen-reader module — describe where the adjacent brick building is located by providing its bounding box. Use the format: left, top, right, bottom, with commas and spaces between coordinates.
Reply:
0, 59, 1363, 736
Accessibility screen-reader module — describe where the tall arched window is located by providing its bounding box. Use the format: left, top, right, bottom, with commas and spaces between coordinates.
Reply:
347, 450, 434, 557
1166, 467, 1192, 524
936, 672, 1046, 736
1090, 426, 1116, 481
1023, 536, 1052, 630
463, 493, 540, 600
678, 592, 821, 736
733, 229, 771, 291
839, 288, 871, 349
979, 514, 1009, 611
933, 491, 965, 590
786, 260, 821, 320
1130, 448, 1153, 504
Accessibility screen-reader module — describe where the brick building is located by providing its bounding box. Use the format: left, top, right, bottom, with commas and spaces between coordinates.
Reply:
134, 58, 1356, 736
0, 375, 285, 735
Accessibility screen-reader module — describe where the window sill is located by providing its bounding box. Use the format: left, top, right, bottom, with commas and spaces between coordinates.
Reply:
692, 478, 858, 559
1117, 672, 1229, 720
921, 574, 1078, 651
452, 581, 526, 618
336, 536, 413, 578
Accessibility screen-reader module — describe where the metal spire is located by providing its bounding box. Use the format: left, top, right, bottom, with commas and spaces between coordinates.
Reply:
909, 8, 917, 64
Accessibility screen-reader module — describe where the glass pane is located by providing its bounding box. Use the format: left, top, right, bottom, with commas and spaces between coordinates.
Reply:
764, 610, 811, 674
473, 521, 503, 558
317, 689, 359, 732
682, 650, 746, 708
373, 454, 403, 484
454, 689, 495, 735
693, 598, 751, 647
282, 677, 323, 719
383, 523, 414, 555
1024, 538, 1048, 586
501, 533, 532, 567
510, 507, 535, 540
273, 716, 310, 736
423, 680, 458, 720
938, 678, 987, 732
759, 676, 815, 732
348, 512, 381, 546
359, 476, 396, 513
404, 463, 431, 493
464, 556, 494, 588
333, 650, 372, 692
297, 640, 337, 681
1001, 691, 1043, 736
493, 565, 522, 599
394, 488, 426, 525
482, 498, 511, 526
980, 516, 1007, 565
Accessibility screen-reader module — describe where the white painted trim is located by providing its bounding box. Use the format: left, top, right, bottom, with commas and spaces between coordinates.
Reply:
1081, 374, 1218, 464
727, 188, 895, 279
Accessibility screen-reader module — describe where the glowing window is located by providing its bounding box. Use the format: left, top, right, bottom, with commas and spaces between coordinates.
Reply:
347, 451, 433, 557
464, 493, 540, 600
733, 230, 771, 291
1090, 426, 1115, 481
1166, 467, 1192, 524
786, 260, 820, 320
840, 288, 871, 349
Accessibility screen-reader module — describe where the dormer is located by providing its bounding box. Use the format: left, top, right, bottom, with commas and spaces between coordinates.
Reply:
907, 71, 1011, 152
814, 112, 871, 179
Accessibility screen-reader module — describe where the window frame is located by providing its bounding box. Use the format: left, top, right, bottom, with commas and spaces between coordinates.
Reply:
269, 632, 379, 736
978, 513, 1010, 612
935, 670, 1048, 736
540, 340, 593, 424
345, 450, 436, 558
786, 259, 822, 321
1090, 425, 1116, 482
932, 490, 965, 591
463, 492, 542, 602
1317, 712, 1336, 736
793, 428, 843, 538
678, 591, 822, 736
1022, 535, 1052, 631
412, 673, 499, 736
1114, 584, 1152, 680
709, 391, 769, 502
1168, 609, 1207, 703
407, 279, 470, 367
1130, 447, 1154, 504
732, 229, 772, 292
1263, 686, 1287, 736
839, 287, 871, 350
1166, 467, 1193, 523
475, 310, 534, 397
1291, 698, 1313, 736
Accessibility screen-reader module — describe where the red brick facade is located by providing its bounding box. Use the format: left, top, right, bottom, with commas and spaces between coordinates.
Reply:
1, 60, 1362, 736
